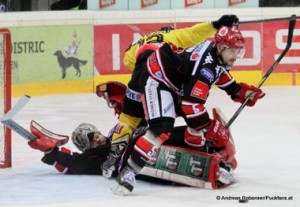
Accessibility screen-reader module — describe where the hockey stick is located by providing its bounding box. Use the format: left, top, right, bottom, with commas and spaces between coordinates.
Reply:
240, 15, 299, 24
0, 95, 37, 140
226, 14, 297, 128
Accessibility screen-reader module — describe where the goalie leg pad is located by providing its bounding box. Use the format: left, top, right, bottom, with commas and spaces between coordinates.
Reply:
28, 120, 69, 153
141, 145, 237, 189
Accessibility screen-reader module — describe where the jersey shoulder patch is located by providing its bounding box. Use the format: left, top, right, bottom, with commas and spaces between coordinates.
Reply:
191, 81, 209, 100
200, 68, 214, 83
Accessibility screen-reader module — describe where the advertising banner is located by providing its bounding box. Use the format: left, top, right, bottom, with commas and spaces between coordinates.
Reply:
88, 0, 259, 10
214, 0, 259, 8
261, 20, 300, 73
129, 0, 171, 10
88, 0, 128, 10
9, 25, 93, 84
171, 0, 214, 9
94, 20, 300, 75
94, 23, 171, 74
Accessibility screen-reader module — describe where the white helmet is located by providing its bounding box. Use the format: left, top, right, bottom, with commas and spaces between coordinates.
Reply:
71, 123, 100, 152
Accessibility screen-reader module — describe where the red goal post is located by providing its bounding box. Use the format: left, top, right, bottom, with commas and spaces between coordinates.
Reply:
0, 28, 12, 168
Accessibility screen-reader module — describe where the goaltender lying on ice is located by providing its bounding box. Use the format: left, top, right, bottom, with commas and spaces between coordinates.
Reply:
0, 82, 238, 190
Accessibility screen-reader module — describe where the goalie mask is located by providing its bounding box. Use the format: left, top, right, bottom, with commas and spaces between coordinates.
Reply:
72, 123, 105, 152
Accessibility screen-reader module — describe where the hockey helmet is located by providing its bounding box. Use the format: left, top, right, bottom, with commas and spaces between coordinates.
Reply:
215, 26, 246, 59
72, 123, 100, 152
215, 26, 245, 48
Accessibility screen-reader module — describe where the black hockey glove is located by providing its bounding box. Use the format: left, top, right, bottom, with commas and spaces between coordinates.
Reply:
159, 26, 175, 32
212, 15, 239, 29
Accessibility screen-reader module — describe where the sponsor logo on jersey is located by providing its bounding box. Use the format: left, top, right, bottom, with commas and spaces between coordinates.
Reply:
146, 84, 157, 118
163, 102, 174, 115
114, 124, 124, 134
148, 53, 163, 79
200, 68, 214, 83
186, 45, 197, 53
203, 53, 213, 65
191, 81, 209, 100
126, 88, 142, 102
190, 44, 204, 61
191, 52, 200, 60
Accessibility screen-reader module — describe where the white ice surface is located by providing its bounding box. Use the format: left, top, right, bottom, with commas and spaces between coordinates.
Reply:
0, 86, 300, 207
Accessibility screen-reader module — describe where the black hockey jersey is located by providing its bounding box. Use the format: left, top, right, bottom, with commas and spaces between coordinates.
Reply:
41, 143, 111, 175
146, 40, 240, 130
39, 127, 189, 175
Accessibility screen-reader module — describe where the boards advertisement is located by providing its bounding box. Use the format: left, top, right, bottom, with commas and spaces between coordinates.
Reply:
88, 0, 259, 10
94, 20, 300, 75
7, 25, 94, 95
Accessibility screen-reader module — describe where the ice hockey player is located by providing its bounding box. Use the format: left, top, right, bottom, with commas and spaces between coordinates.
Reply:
105, 26, 265, 196
27, 111, 238, 189
26, 79, 237, 188
28, 121, 111, 175
100, 14, 240, 178
123, 14, 239, 70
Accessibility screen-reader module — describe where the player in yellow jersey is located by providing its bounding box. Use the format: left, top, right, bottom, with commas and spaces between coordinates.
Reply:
97, 15, 239, 178
123, 15, 239, 70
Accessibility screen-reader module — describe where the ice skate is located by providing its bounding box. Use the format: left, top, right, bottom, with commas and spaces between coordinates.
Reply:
111, 166, 136, 196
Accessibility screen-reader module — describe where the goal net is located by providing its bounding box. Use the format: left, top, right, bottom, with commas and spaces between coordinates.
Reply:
0, 28, 12, 168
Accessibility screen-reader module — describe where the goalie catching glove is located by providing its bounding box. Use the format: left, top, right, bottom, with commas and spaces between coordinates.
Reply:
96, 81, 127, 116
231, 82, 265, 107
28, 120, 69, 153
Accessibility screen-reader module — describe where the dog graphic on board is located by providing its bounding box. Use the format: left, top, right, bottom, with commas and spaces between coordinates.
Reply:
54, 50, 87, 79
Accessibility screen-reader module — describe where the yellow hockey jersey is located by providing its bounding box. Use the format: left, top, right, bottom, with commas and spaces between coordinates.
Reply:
123, 21, 216, 70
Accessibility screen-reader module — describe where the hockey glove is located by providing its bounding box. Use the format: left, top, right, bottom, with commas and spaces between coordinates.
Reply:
42, 147, 73, 173
212, 15, 239, 29
231, 82, 265, 107
28, 120, 69, 153
204, 108, 230, 148
96, 81, 127, 116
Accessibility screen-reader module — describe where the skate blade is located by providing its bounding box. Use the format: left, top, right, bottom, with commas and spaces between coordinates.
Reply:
111, 183, 131, 196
